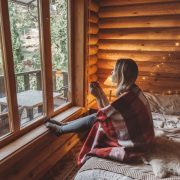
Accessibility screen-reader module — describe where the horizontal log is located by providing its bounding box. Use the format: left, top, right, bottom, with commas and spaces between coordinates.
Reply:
2, 134, 73, 179
98, 50, 180, 62
97, 68, 180, 79
98, 75, 180, 85
97, 60, 180, 74
89, 64, 98, 75
99, 15, 180, 29
98, 74, 180, 84
89, 11, 99, 23
100, 0, 180, 7
89, 45, 98, 55
88, 74, 98, 82
30, 135, 80, 179
101, 87, 180, 96
98, 39, 180, 51
99, 28, 180, 40
89, 34, 98, 45
89, 0, 99, 12
89, 23, 99, 34
99, 76, 180, 89
99, 2, 180, 18
89, 55, 98, 65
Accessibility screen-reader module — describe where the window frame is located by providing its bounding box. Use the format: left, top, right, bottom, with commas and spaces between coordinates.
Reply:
0, 0, 88, 148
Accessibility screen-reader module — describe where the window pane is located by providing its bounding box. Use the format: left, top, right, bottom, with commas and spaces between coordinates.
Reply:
8, 0, 44, 126
0, 31, 10, 138
50, 0, 70, 109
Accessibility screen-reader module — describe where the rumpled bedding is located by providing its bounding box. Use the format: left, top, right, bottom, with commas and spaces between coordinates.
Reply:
74, 112, 180, 180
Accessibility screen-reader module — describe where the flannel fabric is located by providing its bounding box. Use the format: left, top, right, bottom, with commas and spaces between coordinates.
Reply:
77, 85, 155, 166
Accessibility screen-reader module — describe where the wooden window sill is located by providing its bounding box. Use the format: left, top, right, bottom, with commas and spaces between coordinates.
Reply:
0, 106, 84, 164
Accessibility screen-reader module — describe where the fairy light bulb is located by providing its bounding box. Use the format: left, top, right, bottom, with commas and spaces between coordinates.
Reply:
142, 76, 146, 80
175, 42, 179, 46
168, 90, 171, 94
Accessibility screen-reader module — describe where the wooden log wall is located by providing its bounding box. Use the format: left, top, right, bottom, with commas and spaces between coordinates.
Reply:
0, 108, 83, 179
95, 0, 180, 96
87, 0, 99, 106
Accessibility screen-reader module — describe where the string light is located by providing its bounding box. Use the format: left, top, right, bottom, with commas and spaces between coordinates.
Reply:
142, 76, 146, 80
167, 90, 172, 94
175, 42, 179, 46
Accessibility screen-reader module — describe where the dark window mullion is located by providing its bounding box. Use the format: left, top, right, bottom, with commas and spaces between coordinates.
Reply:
0, 0, 20, 132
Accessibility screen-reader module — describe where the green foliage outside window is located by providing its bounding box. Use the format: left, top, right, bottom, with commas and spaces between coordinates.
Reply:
5, 0, 68, 92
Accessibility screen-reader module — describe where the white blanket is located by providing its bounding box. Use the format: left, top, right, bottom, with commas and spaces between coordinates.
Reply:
143, 113, 180, 178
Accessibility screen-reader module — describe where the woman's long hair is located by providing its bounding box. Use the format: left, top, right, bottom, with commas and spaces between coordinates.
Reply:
114, 59, 138, 96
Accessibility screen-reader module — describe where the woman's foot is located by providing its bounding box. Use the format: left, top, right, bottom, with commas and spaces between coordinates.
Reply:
46, 119, 68, 126
45, 122, 62, 136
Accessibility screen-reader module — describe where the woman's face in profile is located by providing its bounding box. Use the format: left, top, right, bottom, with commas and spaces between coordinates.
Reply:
111, 68, 118, 83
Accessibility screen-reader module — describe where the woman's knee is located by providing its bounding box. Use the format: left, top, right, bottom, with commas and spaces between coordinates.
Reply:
87, 113, 97, 126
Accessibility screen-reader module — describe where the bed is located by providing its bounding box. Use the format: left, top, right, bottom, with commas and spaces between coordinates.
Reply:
74, 93, 180, 180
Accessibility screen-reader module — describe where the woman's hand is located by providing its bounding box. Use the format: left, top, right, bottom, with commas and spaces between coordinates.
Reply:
89, 82, 101, 98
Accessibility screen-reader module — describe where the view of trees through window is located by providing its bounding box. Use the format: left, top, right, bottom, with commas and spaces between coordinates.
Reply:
50, 0, 69, 109
0, 0, 69, 134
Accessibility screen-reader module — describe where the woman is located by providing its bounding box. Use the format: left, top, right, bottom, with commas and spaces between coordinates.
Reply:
46, 59, 155, 165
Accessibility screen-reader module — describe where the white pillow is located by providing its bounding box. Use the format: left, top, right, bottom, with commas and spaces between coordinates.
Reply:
144, 92, 180, 115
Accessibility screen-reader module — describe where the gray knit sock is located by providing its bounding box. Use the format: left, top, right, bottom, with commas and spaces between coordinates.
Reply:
45, 122, 63, 136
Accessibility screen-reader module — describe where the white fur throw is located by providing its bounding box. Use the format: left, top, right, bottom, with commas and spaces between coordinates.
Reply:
143, 132, 180, 179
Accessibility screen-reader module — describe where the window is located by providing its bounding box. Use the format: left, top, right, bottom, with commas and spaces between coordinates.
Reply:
50, 0, 70, 109
0, 30, 10, 137
8, 0, 44, 126
0, 0, 77, 143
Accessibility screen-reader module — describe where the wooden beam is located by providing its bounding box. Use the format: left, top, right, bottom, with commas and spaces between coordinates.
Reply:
98, 50, 180, 62
89, 11, 99, 23
98, 74, 180, 83
88, 74, 98, 82
98, 39, 180, 52
89, 45, 98, 55
99, 28, 180, 40
0, 107, 83, 178
100, 0, 180, 7
89, 0, 99, 12
89, 23, 99, 34
99, 2, 180, 18
89, 55, 98, 66
99, 15, 180, 29
99, 86, 180, 96
89, 65, 98, 75
89, 34, 98, 45
97, 60, 180, 74
97, 68, 180, 79
27, 134, 80, 179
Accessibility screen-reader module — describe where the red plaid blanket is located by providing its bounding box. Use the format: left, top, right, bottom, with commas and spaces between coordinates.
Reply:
78, 85, 155, 166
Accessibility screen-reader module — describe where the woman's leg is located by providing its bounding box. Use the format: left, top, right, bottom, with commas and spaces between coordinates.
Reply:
46, 113, 97, 135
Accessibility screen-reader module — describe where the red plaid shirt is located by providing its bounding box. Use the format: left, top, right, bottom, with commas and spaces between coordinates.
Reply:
78, 85, 155, 165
